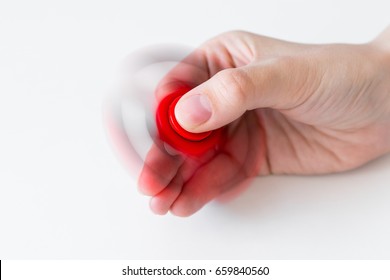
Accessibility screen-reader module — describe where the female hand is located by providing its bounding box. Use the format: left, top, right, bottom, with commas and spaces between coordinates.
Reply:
139, 27, 390, 216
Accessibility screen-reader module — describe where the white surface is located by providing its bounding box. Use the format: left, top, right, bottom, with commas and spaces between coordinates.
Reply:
0, 0, 389, 259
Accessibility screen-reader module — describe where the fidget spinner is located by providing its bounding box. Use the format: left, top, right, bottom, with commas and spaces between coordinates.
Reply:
156, 85, 224, 157
104, 45, 225, 176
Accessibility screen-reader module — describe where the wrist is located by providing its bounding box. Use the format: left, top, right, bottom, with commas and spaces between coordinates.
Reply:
369, 27, 390, 152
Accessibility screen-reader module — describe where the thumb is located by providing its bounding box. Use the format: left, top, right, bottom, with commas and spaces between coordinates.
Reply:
174, 58, 304, 133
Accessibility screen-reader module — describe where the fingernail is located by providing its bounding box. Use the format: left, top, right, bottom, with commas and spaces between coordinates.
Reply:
163, 143, 180, 156
175, 94, 212, 128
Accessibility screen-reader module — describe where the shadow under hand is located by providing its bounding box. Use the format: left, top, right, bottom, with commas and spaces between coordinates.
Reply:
217, 154, 390, 220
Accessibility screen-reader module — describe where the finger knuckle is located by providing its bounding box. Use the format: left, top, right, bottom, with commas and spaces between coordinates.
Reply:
213, 68, 252, 107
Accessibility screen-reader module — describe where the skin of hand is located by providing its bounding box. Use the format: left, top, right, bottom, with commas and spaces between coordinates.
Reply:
138, 27, 390, 217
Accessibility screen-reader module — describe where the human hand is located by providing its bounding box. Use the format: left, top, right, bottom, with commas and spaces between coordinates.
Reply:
139, 27, 390, 217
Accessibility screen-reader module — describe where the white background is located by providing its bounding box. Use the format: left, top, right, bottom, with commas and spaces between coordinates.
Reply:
0, 0, 389, 259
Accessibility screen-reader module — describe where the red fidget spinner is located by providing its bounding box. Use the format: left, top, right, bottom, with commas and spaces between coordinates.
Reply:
156, 86, 225, 157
